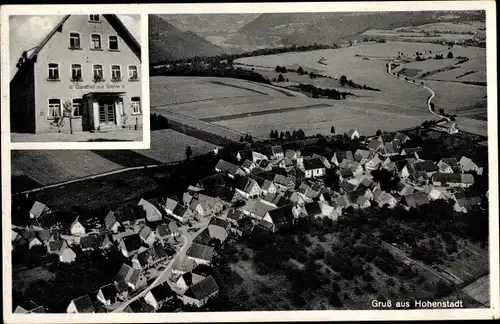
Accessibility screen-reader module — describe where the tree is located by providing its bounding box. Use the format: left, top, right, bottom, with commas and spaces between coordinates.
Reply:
240, 136, 245, 142
376, 130, 382, 136
285, 131, 292, 140
277, 74, 285, 82
280, 131, 285, 140
330, 126, 336, 134
269, 130, 275, 139
185, 146, 193, 160
439, 108, 445, 115
51, 111, 65, 133
62, 100, 74, 134
297, 66, 305, 75
447, 51, 454, 59
339, 75, 348, 86
430, 102, 435, 111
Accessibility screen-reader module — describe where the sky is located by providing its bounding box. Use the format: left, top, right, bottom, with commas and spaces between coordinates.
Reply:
9, 15, 140, 80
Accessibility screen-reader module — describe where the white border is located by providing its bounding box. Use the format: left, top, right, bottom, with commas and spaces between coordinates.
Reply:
2, 9, 148, 149
1, 2, 498, 323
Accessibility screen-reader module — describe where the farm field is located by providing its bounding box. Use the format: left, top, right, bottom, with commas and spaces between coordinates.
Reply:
400, 21, 485, 33
135, 129, 218, 163
424, 80, 487, 114
461, 274, 490, 306
11, 150, 125, 187
424, 57, 486, 83
213, 99, 434, 138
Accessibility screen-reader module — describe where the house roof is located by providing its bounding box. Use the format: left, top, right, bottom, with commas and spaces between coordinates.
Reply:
382, 143, 398, 155
116, 263, 141, 286
459, 156, 479, 170
304, 202, 322, 216
199, 173, 227, 189
268, 204, 294, 225
304, 158, 325, 170
376, 191, 396, 204
241, 160, 255, 169
237, 217, 255, 233
227, 208, 245, 222
104, 211, 119, 229
70, 295, 95, 313
128, 297, 154, 313
368, 139, 384, 151
354, 149, 371, 161
409, 160, 439, 173
394, 132, 410, 143
187, 243, 214, 262
271, 145, 284, 155
193, 228, 212, 245
209, 217, 229, 229
235, 176, 259, 194
263, 192, 285, 206
347, 129, 359, 137
99, 283, 118, 302
80, 234, 103, 250
285, 149, 298, 159
114, 280, 128, 294
138, 226, 153, 240
156, 224, 170, 238
164, 197, 179, 212
122, 234, 143, 252
215, 159, 240, 175
48, 240, 66, 254
432, 173, 474, 185
184, 276, 219, 300
24, 15, 140, 63
150, 283, 174, 301
172, 204, 190, 217
181, 270, 207, 287
29, 201, 49, 218
113, 205, 146, 223
440, 157, 459, 166
138, 198, 163, 221
402, 192, 430, 208
242, 199, 277, 218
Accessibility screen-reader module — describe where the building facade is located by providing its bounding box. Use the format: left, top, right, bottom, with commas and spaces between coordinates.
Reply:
10, 14, 142, 134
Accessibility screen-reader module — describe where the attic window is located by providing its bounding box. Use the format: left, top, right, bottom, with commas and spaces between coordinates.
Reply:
89, 15, 100, 22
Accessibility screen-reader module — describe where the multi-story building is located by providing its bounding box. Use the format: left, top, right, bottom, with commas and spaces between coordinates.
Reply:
10, 14, 142, 134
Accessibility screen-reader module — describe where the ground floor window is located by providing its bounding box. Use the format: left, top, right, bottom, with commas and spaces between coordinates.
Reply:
48, 98, 61, 118
72, 98, 83, 117
131, 97, 141, 114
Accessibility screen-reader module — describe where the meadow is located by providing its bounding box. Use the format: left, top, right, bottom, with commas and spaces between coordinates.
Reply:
11, 129, 216, 191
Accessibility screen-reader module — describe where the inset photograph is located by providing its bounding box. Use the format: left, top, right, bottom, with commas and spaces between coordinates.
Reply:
9, 14, 145, 144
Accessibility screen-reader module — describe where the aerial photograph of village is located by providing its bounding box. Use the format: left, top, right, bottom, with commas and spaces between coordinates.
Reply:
10, 9, 491, 314
9, 14, 144, 143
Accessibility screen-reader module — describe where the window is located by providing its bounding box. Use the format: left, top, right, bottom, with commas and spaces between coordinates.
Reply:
93, 64, 104, 81
72, 98, 83, 117
71, 64, 82, 81
48, 99, 61, 118
89, 15, 100, 22
108, 36, 119, 51
90, 34, 101, 50
69, 33, 81, 49
131, 97, 141, 114
128, 65, 138, 80
47, 63, 59, 80
111, 65, 121, 81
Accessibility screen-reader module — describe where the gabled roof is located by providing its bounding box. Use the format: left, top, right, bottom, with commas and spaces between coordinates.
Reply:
99, 283, 118, 303
209, 217, 230, 229
150, 283, 174, 301
29, 201, 49, 218
304, 202, 322, 216
116, 263, 141, 286
227, 208, 245, 222
122, 234, 143, 252
164, 197, 179, 212
241, 199, 277, 217
70, 295, 95, 313
156, 224, 170, 238
394, 132, 410, 143
408, 160, 439, 173
271, 145, 284, 155
80, 234, 103, 250
184, 276, 219, 300
304, 158, 325, 170
354, 149, 371, 161
215, 159, 240, 175
241, 159, 255, 169
193, 228, 212, 245
347, 129, 359, 137
368, 138, 384, 151
268, 204, 294, 225
432, 173, 474, 185
25, 15, 140, 63
104, 211, 119, 229
128, 297, 154, 313
234, 176, 259, 194
402, 192, 430, 208
187, 243, 214, 262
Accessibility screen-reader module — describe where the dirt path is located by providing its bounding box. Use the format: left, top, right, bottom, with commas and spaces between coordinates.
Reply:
387, 60, 451, 122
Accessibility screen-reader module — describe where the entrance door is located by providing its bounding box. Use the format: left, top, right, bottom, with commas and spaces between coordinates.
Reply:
98, 99, 116, 125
